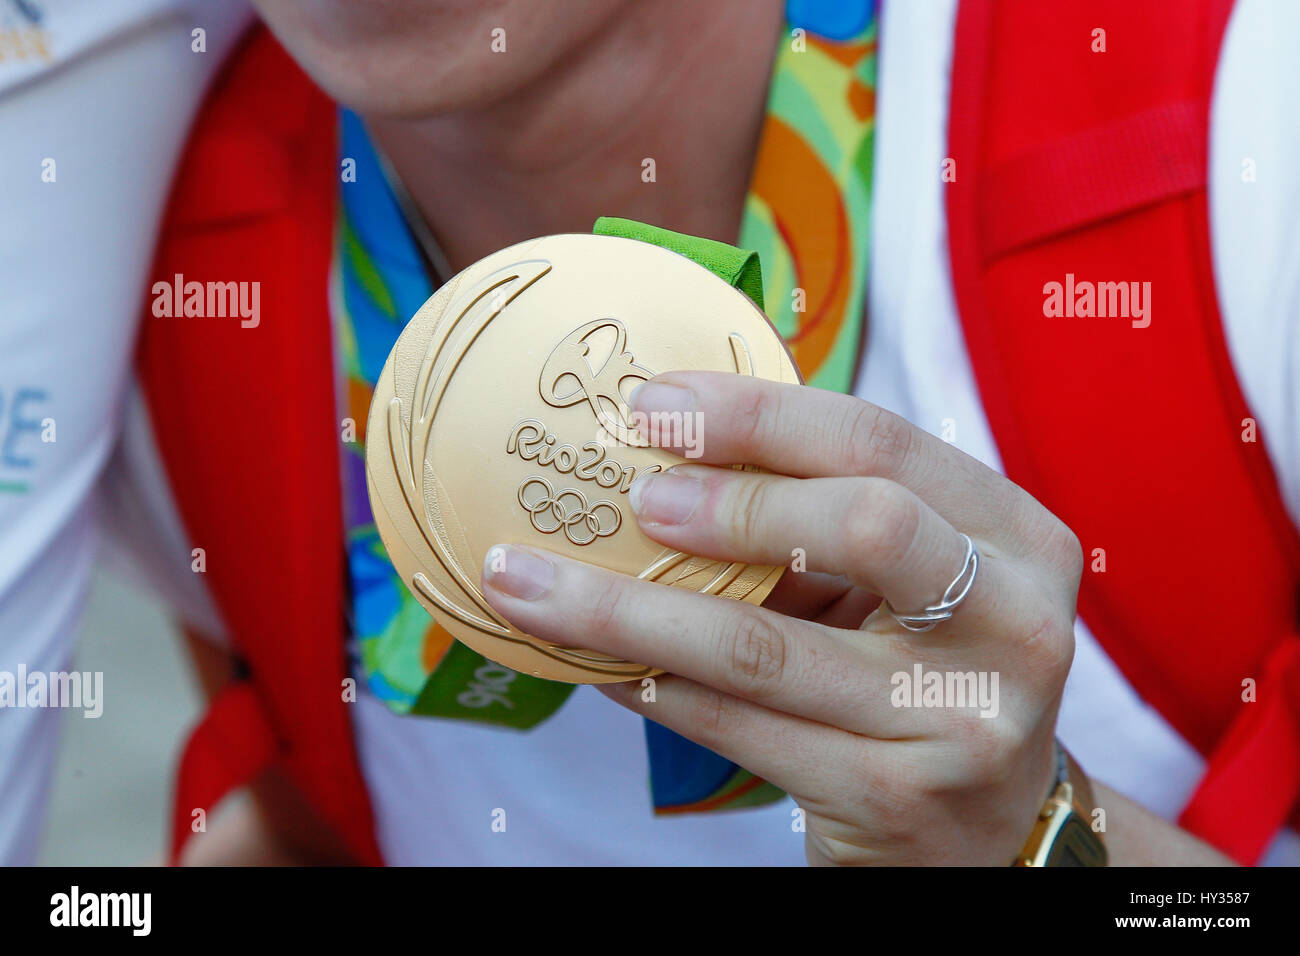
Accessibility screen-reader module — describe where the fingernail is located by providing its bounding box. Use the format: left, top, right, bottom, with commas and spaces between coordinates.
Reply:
630, 381, 695, 416
482, 545, 554, 600
629, 471, 704, 525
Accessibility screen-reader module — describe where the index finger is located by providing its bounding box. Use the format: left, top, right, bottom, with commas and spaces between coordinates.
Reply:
631, 371, 1040, 551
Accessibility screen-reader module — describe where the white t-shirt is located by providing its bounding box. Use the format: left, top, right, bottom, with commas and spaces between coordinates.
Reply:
0, 0, 249, 865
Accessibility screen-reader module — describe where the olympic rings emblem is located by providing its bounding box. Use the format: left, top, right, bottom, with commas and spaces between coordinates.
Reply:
517, 476, 622, 546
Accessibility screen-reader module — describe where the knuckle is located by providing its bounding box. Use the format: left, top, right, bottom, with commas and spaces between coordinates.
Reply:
845, 479, 922, 567
689, 689, 744, 739
732, 382, 778, 455
859, 753, 932, 826
1019, 606, 1076, 688
930, 716, 1027, 797
1020, 512, 1085, 590
955, 715, 1023, 783
844, 402, 914, 477
719, 610, 789, 695
583, 577, 627, 639
1046, 518, 1085, 583
730, 476, 772, 550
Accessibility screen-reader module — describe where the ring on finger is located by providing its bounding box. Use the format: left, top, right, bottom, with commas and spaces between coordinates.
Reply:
882, 533, 980, 633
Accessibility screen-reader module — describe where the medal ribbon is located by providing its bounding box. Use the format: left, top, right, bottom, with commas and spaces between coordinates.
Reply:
333, 0, 876, 811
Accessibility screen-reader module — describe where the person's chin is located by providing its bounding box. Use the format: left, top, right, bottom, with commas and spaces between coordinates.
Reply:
250, 0, 636, 117
310, 61, 505, 118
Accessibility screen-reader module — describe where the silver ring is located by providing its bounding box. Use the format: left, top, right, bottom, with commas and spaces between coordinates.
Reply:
883, 534, 980, 632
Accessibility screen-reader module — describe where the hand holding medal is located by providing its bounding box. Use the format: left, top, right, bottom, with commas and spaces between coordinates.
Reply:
367, 223, 1084, 865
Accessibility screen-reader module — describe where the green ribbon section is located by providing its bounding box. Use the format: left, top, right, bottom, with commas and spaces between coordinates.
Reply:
411, 640, 573, 729
594, 216, 766, 311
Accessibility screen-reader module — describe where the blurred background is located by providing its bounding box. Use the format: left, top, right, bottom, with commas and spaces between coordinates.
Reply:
37, 569, 196, 865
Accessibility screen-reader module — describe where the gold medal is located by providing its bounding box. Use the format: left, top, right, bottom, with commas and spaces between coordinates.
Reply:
365, 233, 800, 683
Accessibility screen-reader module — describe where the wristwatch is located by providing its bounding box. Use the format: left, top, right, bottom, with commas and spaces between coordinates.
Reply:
1013, 741, 1108, 867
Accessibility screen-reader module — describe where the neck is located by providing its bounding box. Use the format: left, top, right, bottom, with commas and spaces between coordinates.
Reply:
366, 0, 785, 273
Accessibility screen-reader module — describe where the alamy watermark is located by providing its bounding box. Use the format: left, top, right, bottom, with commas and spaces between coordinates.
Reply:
50, 886, 150, 936
1042, 273, 1151, 328
151, 273, 260, 328
891, 664, 999, 719
0, 667, 102, 717
628, 409, 705, 459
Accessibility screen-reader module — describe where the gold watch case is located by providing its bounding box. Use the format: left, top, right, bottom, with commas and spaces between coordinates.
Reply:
1015, 750, 1108, 867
